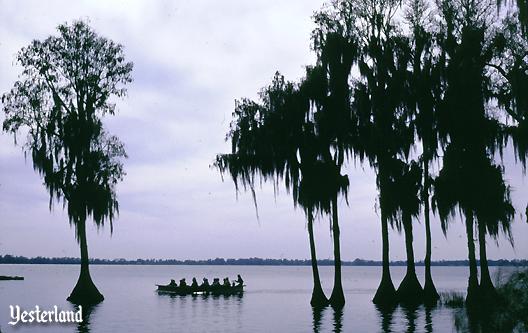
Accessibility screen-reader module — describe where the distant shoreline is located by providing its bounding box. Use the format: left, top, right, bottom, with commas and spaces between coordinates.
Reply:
0, 255, 526, 267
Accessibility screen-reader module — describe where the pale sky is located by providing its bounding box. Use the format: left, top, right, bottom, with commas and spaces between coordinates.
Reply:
0, 0, 527, 262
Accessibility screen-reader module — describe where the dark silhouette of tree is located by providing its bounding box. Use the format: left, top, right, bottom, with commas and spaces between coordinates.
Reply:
482, 4, 528, 297
296, 69, 352, 307
433, 0, 515, 305
343, 0, 417, 306
215, 73, 335, 307
475, 157, 514, 298
215, 0, 526, 311
2, 21, 132, 305
404, 0, 441, 304
491, 11, 528, 222
391, 161, 425, 305
311, 2, 359, 308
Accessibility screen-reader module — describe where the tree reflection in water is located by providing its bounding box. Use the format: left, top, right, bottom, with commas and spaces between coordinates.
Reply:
375, 304, 440, 333
332, 307, 343, 333
312, 306, 326, 333
311, 306, 344, 333
76, 303, 99, 333
424, 306, 433, 333
375, 304, 396, 332
402, 305, 418, 333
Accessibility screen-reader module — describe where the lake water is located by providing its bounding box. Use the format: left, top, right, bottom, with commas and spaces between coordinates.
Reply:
0, 265, 520, 332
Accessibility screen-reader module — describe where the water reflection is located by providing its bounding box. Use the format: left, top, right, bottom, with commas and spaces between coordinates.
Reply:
76, 303, 98, 333
375, 305, 396, 332
402, 305, 418, 333
424, 306, 433, 333
452, 305, 510, 333
157, 290, 244, 301
156, 289, 244, 331
311, 307, 343, 333
375, 304, 440, 333
311, 306, 325, 333
332, 307, 343, 333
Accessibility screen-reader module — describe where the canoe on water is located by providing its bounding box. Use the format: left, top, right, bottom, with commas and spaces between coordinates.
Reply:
156, 283, 244, 295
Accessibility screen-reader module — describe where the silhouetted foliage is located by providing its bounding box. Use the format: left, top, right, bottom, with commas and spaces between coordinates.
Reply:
432, 0, 517, 304
214, 72, 337, 307
215, 0, 528, 310
404, 0, 442, 305
337, 0, 419, 305
2, 20, 132, 304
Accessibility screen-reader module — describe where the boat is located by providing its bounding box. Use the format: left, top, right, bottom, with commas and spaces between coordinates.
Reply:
156, 283, 244, 295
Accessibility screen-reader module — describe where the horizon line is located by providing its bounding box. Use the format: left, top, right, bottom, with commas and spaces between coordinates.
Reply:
1, 255, 526, 266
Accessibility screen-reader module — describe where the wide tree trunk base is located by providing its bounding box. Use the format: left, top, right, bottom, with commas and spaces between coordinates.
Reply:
465, 279, 480, 306
397, 272, 424, 305
67, 270, 104, 305
423, 278, 440, 306
329, 286, 345, 308
373, 276, 397, 306
310, 285, 329, 308
479, 280, 498, 304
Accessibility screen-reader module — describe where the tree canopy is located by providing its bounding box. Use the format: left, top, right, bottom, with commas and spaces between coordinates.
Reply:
2, 21, 133, 237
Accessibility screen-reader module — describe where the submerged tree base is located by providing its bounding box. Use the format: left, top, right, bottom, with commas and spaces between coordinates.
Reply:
397, 273, 424, 305
465, 280, 480, 306
329, 286, 345, 308
423, 279, 440, 306
310, 286, 330, 308
373, 276, 398, 306
67, 272, 104, 305
478, 281, 498, 304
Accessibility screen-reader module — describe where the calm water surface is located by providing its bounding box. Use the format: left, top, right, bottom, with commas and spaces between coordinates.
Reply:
0, 265, 519, 332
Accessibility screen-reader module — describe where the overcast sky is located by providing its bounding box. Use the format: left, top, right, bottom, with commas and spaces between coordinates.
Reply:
0, 0, 526, 262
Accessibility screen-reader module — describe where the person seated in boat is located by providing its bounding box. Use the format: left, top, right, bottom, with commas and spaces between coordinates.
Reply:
179, 278, 187, 287
223, 277, 231, 288
201, 278, 210, 289
169, 279, 177, 287
191, 277, 199, 289
211, 278, 221, 287
236, 274, 244, 286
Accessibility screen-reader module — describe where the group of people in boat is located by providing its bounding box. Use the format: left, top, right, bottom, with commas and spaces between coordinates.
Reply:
164, 274, 243, 293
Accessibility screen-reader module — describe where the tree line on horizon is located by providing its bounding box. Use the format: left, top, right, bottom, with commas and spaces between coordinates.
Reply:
215, 0, 528, 309
1, 254, 527, 267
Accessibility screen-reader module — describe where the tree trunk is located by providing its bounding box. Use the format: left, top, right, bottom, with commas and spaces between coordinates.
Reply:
465, 211, 480, 305
422, 159, 439, 305
67, 218, 104, 305
397, 213, 424, 305
478, 220, 496, 300
307, 211, 329, 307
329, 195, 345, 308
373, 211, 397, 306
